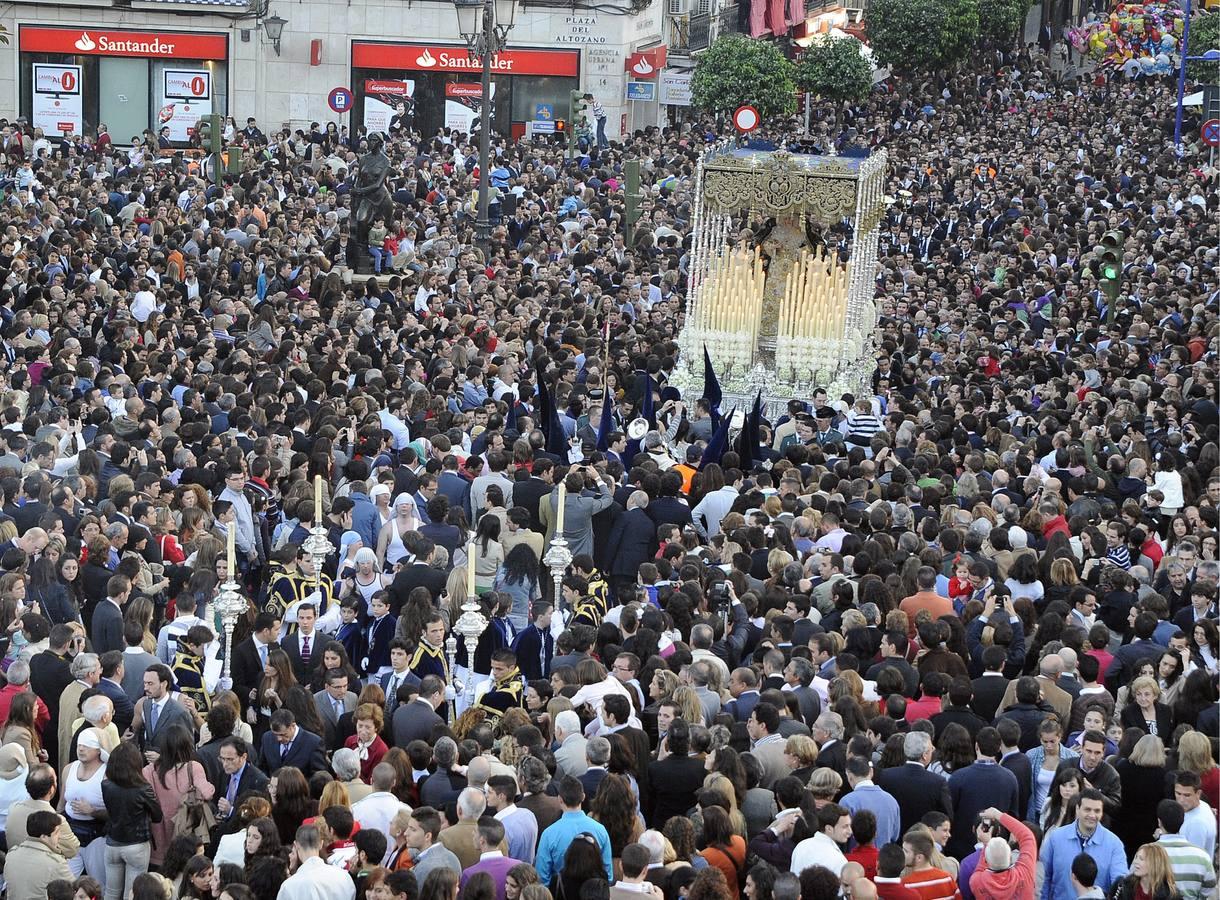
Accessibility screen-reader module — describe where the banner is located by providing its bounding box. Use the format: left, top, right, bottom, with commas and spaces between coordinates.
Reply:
31, 64, 83, 137
363, 79, 415, 134
158, 69, 212, 142
444, 82, 494, 135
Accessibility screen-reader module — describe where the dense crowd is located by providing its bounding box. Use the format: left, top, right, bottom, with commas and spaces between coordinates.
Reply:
0, 27, 1215, 900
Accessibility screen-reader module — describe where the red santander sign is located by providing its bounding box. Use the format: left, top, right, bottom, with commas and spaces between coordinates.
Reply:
20, 26, 228, 60
353, 42, 579, 78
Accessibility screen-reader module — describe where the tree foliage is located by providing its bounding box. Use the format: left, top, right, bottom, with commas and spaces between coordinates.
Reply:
1187, 11, 1219, 83
795, 36, 873, 105
977, 0, 1029, 46
866, 0, 980, 74
691, 34, 797, 120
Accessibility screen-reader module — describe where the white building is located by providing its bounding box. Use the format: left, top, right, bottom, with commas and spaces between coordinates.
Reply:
0, 0, 689, 145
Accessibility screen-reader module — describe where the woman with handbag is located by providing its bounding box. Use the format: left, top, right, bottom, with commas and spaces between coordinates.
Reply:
140, 723, 215, 866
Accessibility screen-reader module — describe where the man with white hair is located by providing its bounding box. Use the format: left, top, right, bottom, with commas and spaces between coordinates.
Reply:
875, 730, 952, 836
968, 807, 1036, 900
331, 747, 372, 803
553, 710, 588, 777
1057, 649, 1081, 699
637, 830, 669, 891
69, 694, 117, 760
438, 786, 506, 870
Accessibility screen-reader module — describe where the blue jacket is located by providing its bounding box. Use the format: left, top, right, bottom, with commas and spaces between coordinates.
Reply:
1041, 822, 1126, 900
946, 760, 1020, 859
535, 810, 612, 887
348, 490, 380, 551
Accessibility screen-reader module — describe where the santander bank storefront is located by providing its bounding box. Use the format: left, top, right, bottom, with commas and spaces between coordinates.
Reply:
17, 25, 228, 144
351, 41, 579, 141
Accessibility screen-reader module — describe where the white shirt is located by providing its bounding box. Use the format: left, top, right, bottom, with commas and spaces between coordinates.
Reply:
351, 791, 412, 844
1182, 802, 1217, 859
378, 408, 411, 451
131, 290, 160, 324
789, 831, 848, 877
276, 855, 356, 900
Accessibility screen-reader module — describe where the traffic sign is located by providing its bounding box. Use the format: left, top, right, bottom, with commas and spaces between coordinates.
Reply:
535, 103, 554, 121
733, 105, 760, 133
328, 87, 354, 114
1202, 119, 1220, 148
532, 120, 556, 134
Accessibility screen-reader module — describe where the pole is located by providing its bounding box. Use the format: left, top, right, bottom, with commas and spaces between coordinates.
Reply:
1174, 0, 1193, 152
475, 0, 494, 248
803, 92, 811, 136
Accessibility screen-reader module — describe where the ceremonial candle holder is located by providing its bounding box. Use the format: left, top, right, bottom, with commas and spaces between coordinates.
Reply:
454, 597, 488, 708
445, 633, 459, 720
303, 525, 334, 618
542, 537, 573, 618
215, 579, 249, 682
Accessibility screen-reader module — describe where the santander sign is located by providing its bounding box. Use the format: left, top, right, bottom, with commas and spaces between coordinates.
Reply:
20, 26, 228, 59
352, 42, 580, 78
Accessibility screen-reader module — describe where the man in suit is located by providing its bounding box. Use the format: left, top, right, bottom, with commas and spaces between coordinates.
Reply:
997, 652, 1073, 724
812, 711, 849, 783
553, 710, 589, 777
784, 658, 822, 726
97, 650, 135, 734
314, 668, 358, 751
120, 621, 159, 705
875, 731, 953, 836
690, 661, 720, 725
865, 631, 920, 698
216, 736, 270, 820
393, 675, 446, 747
282, 602, 323, 686
511, 459, 553, 531
970, 646, 1010, 722
578, 736, 611, 805
518, 756, 563, 835
514, 603, 554, 682
725, 667, 762, 722
231, 612, 281, 714
134, 663, 196, 755
259, 708, 329, 777
387, 539, 449, 610
945, 726, 1020, 860
1104, 611, 1166, 692
57, 652, 101, 773
30, 625, 75, 770
91, 574, 130, 655
437, 459, 473, 521
747, 702, 789, 789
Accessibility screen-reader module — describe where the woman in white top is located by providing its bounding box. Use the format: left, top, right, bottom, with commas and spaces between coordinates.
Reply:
1152, 454, 1185, 519
58, 726, 108, 845
338, 548, 392, 616
472, 514, 505, 593
376, 494, 422, 570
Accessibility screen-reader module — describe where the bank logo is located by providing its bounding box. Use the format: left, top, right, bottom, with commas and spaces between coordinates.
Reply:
416, 48, 437, 67
630, 56, 654, 76
74, 32, 97, 51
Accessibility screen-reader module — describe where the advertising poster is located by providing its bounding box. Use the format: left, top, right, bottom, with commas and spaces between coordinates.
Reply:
444, 82, 494, 135
159, 69, 212, 142
31, 64, 83, 137
363, 79, 415, 134
658, 72, 693, 106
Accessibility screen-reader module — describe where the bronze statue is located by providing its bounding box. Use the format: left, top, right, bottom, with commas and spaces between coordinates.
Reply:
351, 132, 394, 271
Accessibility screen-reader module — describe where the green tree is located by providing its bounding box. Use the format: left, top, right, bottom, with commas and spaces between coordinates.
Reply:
866, 0, 979, 74
977, 0, 1029, 46
691, 34, 796, 121
1187, 11, 1219, 83
795, 36, 873, 104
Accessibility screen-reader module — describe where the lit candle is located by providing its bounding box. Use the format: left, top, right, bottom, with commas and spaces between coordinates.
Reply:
314, 474, 323, 523
555, 481, 567, 535
226, 520, 235, 578
467, 539, 477, 597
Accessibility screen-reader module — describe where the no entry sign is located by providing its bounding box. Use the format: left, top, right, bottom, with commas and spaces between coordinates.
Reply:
733, 105, 760, 133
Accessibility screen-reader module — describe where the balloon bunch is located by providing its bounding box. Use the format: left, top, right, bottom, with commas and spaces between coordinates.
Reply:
1066, 1, 1185, 71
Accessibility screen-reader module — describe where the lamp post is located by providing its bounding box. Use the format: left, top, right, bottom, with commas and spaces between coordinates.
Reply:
453, 0, 518, 249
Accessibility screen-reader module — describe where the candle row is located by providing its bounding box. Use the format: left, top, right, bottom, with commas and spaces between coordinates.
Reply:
779, 247, 850, 341
699, 246, 766, 346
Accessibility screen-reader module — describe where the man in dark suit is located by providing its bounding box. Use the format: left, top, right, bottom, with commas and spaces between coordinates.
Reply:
813, 711, 849, 784
259, 708, 329, 777
393, 675, 446, 747
437, 460, 473, 520
929, 677, 989, 742
725, 666, 762, 723
387, 539, 450, 610
91, 575, 130, 655
231, 612, 281, 714
996, 717, 1032, 818
313, 669, 358, 751
945, 726, 1020, 860
97, 651, 135, 734
512, 462, 554, 531
784, 659, 822, 726
30, 625, 76, 768
647, 719, 707, 824
874, 731, 952, 835
865, 631, 920, 697
136, 663, 196, 754
216, 736, 271, 820
970, 646, 1010, 723
281, 603, 323, 686
514, 604, 554, 682
1104, 611, 1165, 692
578, 736, 611, 807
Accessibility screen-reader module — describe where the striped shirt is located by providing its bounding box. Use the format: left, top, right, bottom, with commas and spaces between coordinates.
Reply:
1158, 835, 1218, 900
846, 411, 884, 443
902, 867, 961, 900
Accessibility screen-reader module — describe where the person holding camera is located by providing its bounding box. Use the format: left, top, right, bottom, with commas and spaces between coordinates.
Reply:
967, 806, 1037, 900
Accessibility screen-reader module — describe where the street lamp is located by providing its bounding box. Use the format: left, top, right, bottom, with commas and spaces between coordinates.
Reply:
452, 0, 518, 248
263, 12, 287, 56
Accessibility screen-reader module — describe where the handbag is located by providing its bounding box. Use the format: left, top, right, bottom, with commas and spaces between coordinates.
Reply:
171, 782, 217, 843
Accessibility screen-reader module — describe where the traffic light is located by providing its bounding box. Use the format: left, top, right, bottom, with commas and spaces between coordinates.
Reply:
568, 89, 589, 158
1098, 230, 1124, 323
625, 158, 642, 245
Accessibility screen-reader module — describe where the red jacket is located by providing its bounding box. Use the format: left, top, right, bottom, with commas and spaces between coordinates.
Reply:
0, 683, 49, 735
968, 813, 1036, 900
876, 878, 921, 900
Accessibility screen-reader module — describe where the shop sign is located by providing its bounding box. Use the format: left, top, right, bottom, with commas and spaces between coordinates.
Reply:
445, 83, 483, 99
625, 46, 667, 78
20, 26, 228, 60
32, 63, 83, 137
555, 15, 608, 45
658, 72, 692, 106
352, 42, 580, 78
